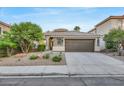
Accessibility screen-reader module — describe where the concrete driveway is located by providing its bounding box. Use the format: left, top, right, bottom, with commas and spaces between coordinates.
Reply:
65, 52, 124, 75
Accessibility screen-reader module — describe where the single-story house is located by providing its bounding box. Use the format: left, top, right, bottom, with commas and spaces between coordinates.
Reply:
45, 28, 101, 52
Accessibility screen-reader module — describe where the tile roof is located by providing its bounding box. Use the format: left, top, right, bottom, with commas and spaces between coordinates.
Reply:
45, 31, 99, 36
53, 28, 68, 32
0, 21, 11, 27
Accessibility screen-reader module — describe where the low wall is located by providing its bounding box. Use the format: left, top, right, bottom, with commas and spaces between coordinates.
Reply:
52, 46, 65, 51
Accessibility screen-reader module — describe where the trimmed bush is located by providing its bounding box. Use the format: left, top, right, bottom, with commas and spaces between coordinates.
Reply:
29, 54, 38, 60
43, 53, 49, 59
52, 55, 62, 62
37, 44, 46, 51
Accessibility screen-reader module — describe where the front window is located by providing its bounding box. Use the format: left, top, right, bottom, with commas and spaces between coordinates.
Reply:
57, 37, 63, 46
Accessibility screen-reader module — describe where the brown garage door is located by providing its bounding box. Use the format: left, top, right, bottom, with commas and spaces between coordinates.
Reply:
65, 39, 94, 52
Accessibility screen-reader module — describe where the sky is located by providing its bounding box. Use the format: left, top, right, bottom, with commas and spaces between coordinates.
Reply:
0, 7, 124, 32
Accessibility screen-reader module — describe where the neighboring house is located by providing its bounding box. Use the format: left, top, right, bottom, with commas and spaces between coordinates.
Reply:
45, 28, 100, 52
88, 15, 124, 50
88, 28, 96, 34
0, 21, 11, 35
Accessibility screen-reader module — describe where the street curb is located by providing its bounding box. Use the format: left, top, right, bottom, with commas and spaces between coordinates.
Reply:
0, 73, 68, 76
1, 73, 124, 77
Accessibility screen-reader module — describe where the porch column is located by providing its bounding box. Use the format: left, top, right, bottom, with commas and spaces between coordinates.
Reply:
94, 37, 100, 52
46, 36, 49, 50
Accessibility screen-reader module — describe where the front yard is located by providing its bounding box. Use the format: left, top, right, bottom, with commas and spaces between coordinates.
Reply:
0, 52, 66, 66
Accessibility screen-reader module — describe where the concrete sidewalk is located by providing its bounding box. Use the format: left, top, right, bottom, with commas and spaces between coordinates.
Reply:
0, 66, 68, 76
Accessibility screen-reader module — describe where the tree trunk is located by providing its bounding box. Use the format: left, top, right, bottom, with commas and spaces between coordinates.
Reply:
27, 43, 32, 53
117, 42, 123, 56
19, 42, 32, 53
19, 43, 25, 53
10, 48, 14, 56
6, 47, 11, 57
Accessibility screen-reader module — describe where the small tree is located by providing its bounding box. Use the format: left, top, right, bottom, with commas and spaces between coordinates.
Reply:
0, 32, 17, 56
74, 26, 80, 32
104, 28, 124, 55
10, 22, 43, 53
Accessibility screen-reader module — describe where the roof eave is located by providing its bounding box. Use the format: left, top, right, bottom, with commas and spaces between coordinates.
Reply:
0, 21, 11, 28
95, 16, 124, 27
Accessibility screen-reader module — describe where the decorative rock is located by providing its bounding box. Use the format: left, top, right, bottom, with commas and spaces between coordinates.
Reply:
37, 54, 43, 59
15, 53, 27, 57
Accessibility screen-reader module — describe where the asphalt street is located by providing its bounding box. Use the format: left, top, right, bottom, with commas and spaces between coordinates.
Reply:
0, 76, 124, 86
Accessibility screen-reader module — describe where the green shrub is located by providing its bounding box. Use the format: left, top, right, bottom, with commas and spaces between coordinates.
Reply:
43, 53, 49, 59
104, 28, 124, 50
52, 55, 62, 62
37, 44, 46, 51
105, 41, 116, 49
29, 54, 38, 60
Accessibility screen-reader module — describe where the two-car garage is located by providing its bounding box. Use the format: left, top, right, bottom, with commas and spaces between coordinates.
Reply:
65, 39, 95, 52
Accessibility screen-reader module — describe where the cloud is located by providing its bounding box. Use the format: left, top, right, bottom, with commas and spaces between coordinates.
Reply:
12, 12, 42, 19
75, 7, 98, 14
0, 7, 97, 32
1, 7, 97, 21
65, 7, 97, 13
12, 8, 62, 19
33, 8, 62, 15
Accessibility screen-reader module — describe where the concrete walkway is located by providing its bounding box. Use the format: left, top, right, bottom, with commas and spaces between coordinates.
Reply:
0, 52, 124, 76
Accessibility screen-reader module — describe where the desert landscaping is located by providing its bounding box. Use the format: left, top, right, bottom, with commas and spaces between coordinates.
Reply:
0, 52, 66, 66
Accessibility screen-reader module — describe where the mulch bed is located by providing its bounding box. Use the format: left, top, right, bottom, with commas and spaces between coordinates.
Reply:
0, 53, 66, 66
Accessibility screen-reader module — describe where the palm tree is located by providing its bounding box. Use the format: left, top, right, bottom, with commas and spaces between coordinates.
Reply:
74, 26, 81, 32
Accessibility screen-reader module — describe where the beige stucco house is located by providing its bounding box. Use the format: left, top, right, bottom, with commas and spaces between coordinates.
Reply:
0, 21, 11, 35
45, 28, 100, 52
88, 15, 124, 50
